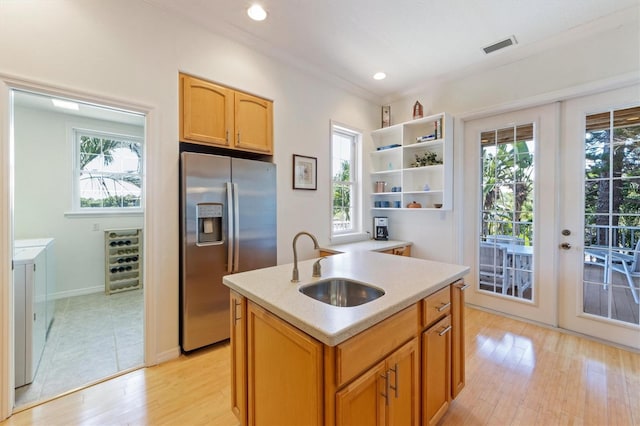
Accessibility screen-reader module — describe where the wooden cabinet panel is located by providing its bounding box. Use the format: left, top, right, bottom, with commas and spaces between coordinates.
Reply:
179, 73, 273, 154
451, 280, 467, 398
247, 302, 323, 426
234, 92, 273, 154
336, 360, 386, 426
422, 285, 451, 328
230, 290, 246, 424
422, 315, 452, 426
336, 339, 419, 426
386, 339, 420, 426
336, 304, 418, 387
180, 74, 233, 146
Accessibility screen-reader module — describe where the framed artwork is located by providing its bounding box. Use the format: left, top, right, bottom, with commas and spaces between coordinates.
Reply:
292, 154, 317, 190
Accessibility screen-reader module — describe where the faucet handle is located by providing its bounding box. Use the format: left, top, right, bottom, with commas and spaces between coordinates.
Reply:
312, 258, 324, 278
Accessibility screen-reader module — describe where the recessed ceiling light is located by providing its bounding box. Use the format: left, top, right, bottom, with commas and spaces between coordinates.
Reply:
373, 72, 386, 80
247, 4, 267, 21
51, 99, 79, 111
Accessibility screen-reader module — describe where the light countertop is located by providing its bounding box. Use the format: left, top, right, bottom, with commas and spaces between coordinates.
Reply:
223, 251, 469, 346
319, 239, 411, 254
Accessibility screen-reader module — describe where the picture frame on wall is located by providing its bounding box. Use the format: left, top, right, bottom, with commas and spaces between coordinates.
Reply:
292, 154, 317, 190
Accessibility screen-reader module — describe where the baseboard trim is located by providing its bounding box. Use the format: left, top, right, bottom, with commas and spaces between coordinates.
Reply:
155, 346, 181, 365
52, 286, 104, 299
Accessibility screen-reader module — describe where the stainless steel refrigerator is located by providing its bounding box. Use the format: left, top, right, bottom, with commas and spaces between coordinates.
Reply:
180, 152, 277, 352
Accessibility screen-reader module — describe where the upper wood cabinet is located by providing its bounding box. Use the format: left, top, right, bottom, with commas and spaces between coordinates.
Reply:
234, 92, 273, 154
179, 73, 273, 154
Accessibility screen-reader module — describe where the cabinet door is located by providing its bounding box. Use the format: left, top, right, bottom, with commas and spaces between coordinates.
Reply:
422, 315, 451, 426
386, 338, 419, 426
234, 92, 273, 154
451, 281, 467, 398
247, 302, 323, 426
180, 74, 234, 146
230, 291, 247, 424
336, 360, 386, 426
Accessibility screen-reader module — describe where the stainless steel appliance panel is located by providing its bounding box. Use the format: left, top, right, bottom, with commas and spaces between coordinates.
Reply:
232, 158, 277, 273
181, 152, 231, 351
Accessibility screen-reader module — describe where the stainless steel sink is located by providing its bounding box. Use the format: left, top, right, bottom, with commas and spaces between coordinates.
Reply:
299, 279, 385, 307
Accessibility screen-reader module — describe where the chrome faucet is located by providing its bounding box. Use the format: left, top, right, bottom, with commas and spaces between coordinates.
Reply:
291, 231, 320, 282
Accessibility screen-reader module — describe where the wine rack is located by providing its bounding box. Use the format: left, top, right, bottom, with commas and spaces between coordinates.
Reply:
105, 228, 143, 295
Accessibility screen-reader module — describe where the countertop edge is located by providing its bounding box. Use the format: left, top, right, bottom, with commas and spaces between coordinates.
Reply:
224, 253, 470, 346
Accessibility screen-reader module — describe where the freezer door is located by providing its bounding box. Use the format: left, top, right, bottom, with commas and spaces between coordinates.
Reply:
231, 158, 277, 272
180, 152, 231, 351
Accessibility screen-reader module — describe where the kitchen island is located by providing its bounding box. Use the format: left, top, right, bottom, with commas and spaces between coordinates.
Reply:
223, 250, 469, 425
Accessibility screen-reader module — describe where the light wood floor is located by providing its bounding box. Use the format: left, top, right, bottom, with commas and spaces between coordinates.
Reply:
2, 307, 638, 425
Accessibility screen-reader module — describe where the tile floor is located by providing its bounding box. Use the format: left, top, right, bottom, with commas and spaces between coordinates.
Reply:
14, 289, 144, 408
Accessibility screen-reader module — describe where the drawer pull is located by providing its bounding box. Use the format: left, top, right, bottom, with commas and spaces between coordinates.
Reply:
389, 363, 399, 398
457, 283, 470, 291
438, 325, 452, 336
380, 371, 390, 406
436, 302, 451, 312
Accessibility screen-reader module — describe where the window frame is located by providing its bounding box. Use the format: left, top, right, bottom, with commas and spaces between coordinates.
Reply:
330, 121, 363, 242
72, 128, 144, 214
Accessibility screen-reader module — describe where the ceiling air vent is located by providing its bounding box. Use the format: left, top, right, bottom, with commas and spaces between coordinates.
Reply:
483, 36, 517, 54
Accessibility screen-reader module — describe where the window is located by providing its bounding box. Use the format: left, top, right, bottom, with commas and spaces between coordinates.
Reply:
74, 129, 143, 211
582, 106, 640, 323
479, 124, 534, 300
331, 122, 361, 238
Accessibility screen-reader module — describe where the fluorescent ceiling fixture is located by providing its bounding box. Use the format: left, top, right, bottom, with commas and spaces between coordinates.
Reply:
247, 4, 267, 21
51, 99, 79, 110
373, 72, 386, 80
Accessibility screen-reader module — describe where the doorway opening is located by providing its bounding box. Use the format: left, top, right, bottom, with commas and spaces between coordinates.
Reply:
11, 89, 145, 408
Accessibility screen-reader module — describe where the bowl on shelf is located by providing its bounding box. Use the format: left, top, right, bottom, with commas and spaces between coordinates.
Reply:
433, 203, 443, 209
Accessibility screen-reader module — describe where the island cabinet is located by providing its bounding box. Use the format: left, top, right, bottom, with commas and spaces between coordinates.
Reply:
451, 281, 468, 398
230, 290, 247, 425
230, 281, 466, 425
179, 73, 273, 154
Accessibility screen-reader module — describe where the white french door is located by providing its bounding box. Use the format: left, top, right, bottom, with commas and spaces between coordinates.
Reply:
559, 85, 640, 350
463, 103, 560, 326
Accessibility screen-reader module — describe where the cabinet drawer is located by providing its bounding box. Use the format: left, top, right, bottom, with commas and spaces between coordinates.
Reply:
336, 304, 418, 387
422, 286, 451, 328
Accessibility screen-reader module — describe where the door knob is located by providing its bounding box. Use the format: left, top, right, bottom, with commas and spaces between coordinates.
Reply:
560, 242, 571, 250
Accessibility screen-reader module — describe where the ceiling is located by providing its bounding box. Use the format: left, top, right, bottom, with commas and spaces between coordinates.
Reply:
13, 90, 145, 126
145, 0, 639, 101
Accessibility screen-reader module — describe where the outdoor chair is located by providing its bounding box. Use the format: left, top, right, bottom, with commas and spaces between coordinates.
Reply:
479, 242, 510, 295
610, 240, 640, 304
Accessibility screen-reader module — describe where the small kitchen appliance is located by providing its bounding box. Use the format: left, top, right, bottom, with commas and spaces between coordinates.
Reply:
373, 217, 389, 241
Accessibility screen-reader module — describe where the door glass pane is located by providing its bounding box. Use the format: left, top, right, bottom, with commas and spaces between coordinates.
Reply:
479, 124, 534, 300
583, 106, 640, 325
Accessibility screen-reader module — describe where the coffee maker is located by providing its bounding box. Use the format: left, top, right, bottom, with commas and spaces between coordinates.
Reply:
373, 217, 389, 241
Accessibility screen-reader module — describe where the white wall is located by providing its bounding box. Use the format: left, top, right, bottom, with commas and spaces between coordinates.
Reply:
0, 0, 380, 366
383, 8, 639, 264
14, 105, 144, 297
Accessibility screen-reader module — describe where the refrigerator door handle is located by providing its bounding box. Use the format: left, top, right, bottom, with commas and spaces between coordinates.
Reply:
226, 182, 234, 273
233, 182, 240, 272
